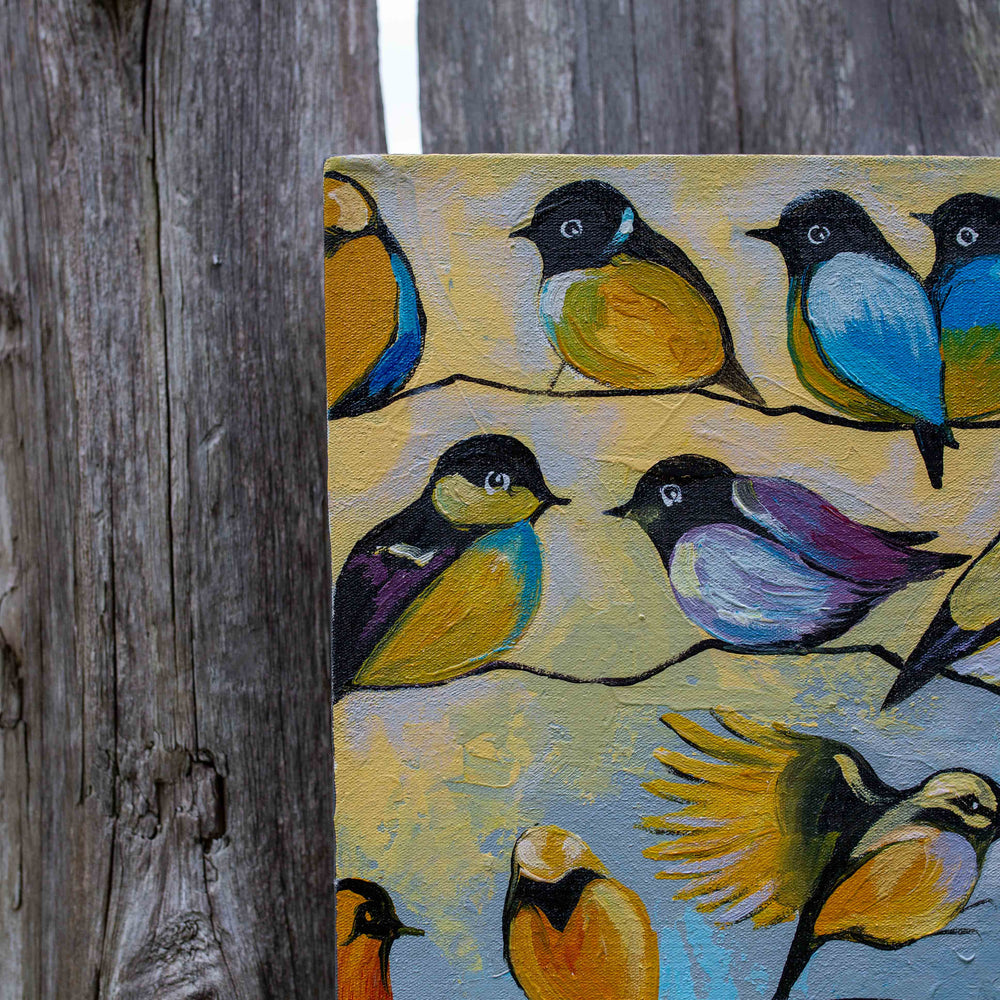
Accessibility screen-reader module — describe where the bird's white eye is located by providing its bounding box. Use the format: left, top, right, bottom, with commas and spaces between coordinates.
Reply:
970, 799, 980, 812
807, 224, 830, 245
659, 484, 682, 506
560, 219, 584, 239
484, 471, 511, 494
957, 226, 979, 247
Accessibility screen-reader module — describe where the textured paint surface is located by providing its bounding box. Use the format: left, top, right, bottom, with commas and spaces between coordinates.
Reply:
329, 155, 1000, 1000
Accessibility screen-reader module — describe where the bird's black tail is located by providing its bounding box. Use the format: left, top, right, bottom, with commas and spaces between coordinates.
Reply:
913, 420, 958, 490
882, 663, 938, 709
772, 924, 819, 1000
715, 357, 766, 405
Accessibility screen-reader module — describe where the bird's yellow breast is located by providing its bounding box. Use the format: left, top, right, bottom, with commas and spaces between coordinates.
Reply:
788, 284, 911, 422
542, 257, 725, 389
326, 234, 399, 408
353, 528, 540, 689
508, 879, 659, 1000
813, 827, 979, 946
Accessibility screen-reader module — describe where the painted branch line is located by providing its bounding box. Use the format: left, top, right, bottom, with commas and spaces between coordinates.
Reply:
335, 372, 1000, 432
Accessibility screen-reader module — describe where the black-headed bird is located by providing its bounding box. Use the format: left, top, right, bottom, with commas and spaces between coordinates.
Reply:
325, 170, 426, 418
336, 878, 423, 1000
605, 454, 966, 651
748, 190, 956, 488
512, 180, 763, 402
883, 527, 1000, 707
914, 193, 1000, 419
643, 711, 1000, 1000
332, 434, 569, 700
503, 825, 659, 1000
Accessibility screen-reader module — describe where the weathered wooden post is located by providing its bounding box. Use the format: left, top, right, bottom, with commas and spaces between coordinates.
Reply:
419, 0, 1000, 154
0, 1, 382, 995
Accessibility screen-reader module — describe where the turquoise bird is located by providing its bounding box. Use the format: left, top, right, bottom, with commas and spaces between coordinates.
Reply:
325, 170, 426, 419
748, 190, 956, 488
914, 193, 1000, 419
332, 434, 569, 700
883, 527, 1000, 707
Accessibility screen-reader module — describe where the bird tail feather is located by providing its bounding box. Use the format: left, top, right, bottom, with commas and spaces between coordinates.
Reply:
714, 358, 765, 405
913, 421, 957, 490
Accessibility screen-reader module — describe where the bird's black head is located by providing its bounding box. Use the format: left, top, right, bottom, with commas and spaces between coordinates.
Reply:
747, 190, 896, 275
324, 170, 379, 256
511, 180, 638, 278
605, 455, 736, 554
337, 878, 424, 986
915, 193, 1000, 276
427, 434, 570, 528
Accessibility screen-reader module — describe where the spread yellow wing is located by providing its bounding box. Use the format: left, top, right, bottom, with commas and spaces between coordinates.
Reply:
642, 711, 888, 929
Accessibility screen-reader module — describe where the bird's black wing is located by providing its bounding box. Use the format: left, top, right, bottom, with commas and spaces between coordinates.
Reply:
332, 500, 468, 699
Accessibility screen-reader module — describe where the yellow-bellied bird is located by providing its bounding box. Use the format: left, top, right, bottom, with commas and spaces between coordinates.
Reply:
883, 527, 1000, 707
325, 170, 426, 419
503, 825, 659, 1000
643, 711, 1000, 1000
512, 181, 763, 402
336, 878, 423, 1000
333, 434, 569, 700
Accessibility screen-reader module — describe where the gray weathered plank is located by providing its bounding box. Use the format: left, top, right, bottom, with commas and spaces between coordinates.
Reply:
419, 0, 1000, 153
0, 0, 383, 995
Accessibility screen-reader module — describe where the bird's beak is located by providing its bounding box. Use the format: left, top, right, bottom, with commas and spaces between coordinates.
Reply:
510, 221, 536, 239
911, 212, 933, 226
746, 226, 782, 245
395, 924, 425, 937
603, 503, 631, 518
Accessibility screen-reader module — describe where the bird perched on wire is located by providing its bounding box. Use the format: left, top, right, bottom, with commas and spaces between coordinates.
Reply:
332, 434, 569, 700
643, 711, 1000, 1000
325, 169, 426, 418
503, 825, 659, 1000
605, 454, 967, 651
914, 193, 1000, 420
512, 180, 763, 402
883, 526, 1000, 708
336, 878, 423, 1000
748, 190, 956, 488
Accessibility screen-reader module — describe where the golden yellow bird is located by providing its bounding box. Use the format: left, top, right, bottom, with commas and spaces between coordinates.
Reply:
503, 825, 659, 1000
336, 878, 423, 1000
643, 711, 1000, 1000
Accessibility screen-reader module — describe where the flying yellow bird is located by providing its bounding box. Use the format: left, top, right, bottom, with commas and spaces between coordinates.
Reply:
642, 711, 1000, 1000
503, 825, 659, 1000
336, 878, 423, 1000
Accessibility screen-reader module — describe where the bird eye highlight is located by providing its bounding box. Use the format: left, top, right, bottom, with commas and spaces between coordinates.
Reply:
484, 471, 511, 494
957, 225, 979, 247
659, 484, 682, 506
560, 219, 584, 239
807, 224, 831, 245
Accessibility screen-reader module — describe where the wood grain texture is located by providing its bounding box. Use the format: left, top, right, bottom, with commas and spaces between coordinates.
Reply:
419, 0, 1000, 153
0, 0, 383, 996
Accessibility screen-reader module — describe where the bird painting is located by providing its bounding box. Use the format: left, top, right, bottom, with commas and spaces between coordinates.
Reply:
512, 180, 763, 402
914, 193, 1000, 420
332, 434, 569, 700
325, 169, 426, 418
883, 527, 1000, 708
336, 878, 424, 1000
503, 825, 659, 1000
643, 711, 1000, 1000
605, 455, 967, 651
748, 190, 956, 488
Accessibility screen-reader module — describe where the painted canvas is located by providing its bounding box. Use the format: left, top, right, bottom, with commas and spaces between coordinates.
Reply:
326, 155, 1000, 1000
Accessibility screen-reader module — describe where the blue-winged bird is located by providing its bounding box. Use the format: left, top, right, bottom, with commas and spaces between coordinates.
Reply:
748, 190, 956, 488
332, 434, 569, 700
914, 193, 1000, 419
512, 180, 763, 402
336, 878, 423, 1000
643, 711, 1000, 1000
605, 455, 966, 651
883, 527, 1000, 708
503, 825, 659, 1000
325, 170, 425, 418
